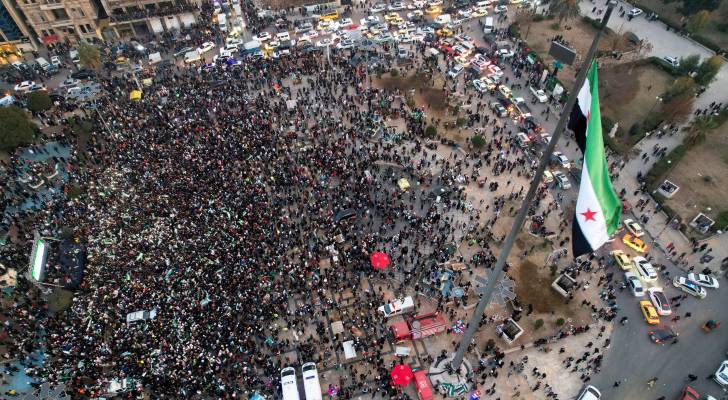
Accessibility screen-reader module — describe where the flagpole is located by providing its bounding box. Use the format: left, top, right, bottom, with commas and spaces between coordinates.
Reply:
449, 2, 617, 371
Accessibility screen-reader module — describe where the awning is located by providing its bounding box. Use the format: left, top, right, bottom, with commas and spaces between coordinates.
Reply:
414, 371, 433, 400
180, 13, 196, 28
343, 340, 356, 359
149, 18, 164, 34
390, 364, 413, 386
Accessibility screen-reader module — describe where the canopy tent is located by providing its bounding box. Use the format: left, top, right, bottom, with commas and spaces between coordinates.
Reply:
370, 252, 390, 270
390, 364, 413, 386
397, 178, 410, 191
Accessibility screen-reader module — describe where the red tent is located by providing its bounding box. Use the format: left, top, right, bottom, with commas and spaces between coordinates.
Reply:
390, 364, 414, 386
370, 252, 391, 270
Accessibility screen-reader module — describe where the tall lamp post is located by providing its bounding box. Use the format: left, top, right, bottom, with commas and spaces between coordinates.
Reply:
449, 2, 617, 372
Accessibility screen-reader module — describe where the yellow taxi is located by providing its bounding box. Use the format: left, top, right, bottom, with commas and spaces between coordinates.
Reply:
454, 55, 470, 66
542, 170, 554, 184
384, 12, 401, 22
472, 6, 488, 17
639, 300, 660, 325
319, 11, 339, 21
425, 5, 441, 14
436, 28, 453, 37
622, 234, 647, 253
610, 250, 632, 270
389, 16, 405, 25
115, 56, 129, 65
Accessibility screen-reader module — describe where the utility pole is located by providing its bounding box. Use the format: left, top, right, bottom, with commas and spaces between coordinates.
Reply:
450, 2, 617, 371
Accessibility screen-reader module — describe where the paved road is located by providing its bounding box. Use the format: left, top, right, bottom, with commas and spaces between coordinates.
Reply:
579, 0, 728, 110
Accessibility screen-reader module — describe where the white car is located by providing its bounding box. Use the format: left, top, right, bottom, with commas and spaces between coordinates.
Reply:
623, 219, 645, 237
360, 15, 381, 26
472, 79, 489, 93
388, 2, 405, 11
447, 64, 464, 78
370, 3, 387, 12
687, 273, 719, 289
276, 31, 290, 42
633, 256, 658, 282
624, 271, 645, 297
59, 77, 80, 89
662, 56, 679, 68
457, 7, 472, 18
339, 18, 353, 27
553, 171, 571, 189
337, 40, 355, 49
14, 80, 37, 92
627, 8, 643, 17
409, 0, 425, 9
50, 56, 62, 68
197, 41, 216, 54
539, 133, 552, 145
256, 32, 272, 41
647, 287, 671, 316
494, 5, 507, 13
715, 361, 728, 387
428, 0, 443, 5
225, 38, 244, 49
551, 152, 570, 169
316, 39, 333, 47
378, 296, 414, 317
530, 86, 548, 102
126, 309, 158, 323
673, 276, 707, 299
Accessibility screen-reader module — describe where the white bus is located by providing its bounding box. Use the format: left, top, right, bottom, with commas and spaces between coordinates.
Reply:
281, 367, 301, 400
301, 362, 323, 400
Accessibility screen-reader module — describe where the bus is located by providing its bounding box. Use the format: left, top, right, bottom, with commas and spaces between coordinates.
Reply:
281, 367, 301, 400
301, 362, 323, 400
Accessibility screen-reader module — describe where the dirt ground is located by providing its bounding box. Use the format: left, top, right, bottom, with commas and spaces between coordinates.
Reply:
521, 18, 636, 89
599, 62, 672, 149
664, 124, 728, 224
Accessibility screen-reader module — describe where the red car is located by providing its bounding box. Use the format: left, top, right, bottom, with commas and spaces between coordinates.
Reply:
677, 386, 699, 400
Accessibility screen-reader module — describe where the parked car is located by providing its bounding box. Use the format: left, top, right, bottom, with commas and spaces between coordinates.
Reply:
550, 152, 571, 169
447, 64, 464, 78
197, 41, 216, 54
647, 287, 671, 316
633, 256, 657, 282
623, 219, 645, 237
687, 273, 719, 289
530, 86, 548, 102
639, 300, 660, 325
491, 102, 507, 117
627, 8, 643, 17
714, 360, 728, 388
648, 325, 678, 344
493, 5, 508, 13
370, 3, 387, 13
14, 80, 36, 92
553, 171, 571, 189
622, 234, 646, 253
662, 56, 679, 68
672, 276, 707, 299
611, 250, 632, 270
624, 271, 645, 297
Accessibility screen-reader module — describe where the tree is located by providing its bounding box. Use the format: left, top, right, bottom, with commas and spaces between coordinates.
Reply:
533, 319, 544, 330
686, 10, 711, 33
608, 31, 630, 52
683, 115, 720, 146
677, 54, 701, 75
659, 91, 695, 124
661, 76, 696, 102
471, 134, 486, 149
549, 0, 580, 25
425, 125, 437, 138
0, 106, 35, 151
679, 0, 720, 15
694, 55, 724, 86
26, 91, 52, 113
78, 42, 100, 70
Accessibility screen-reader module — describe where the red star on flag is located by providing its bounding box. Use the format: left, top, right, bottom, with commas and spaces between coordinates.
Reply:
580, 208, 598, 222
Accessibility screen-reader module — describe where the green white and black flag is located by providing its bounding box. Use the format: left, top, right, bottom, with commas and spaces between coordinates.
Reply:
569, 61, 622, 257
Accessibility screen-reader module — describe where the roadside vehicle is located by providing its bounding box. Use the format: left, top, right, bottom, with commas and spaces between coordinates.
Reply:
390, 312, 448, 341
319, 11, 339, 21
627, 8, 643, 17
483, 16, 494, 33
59, 77, 81, 89
648, 325, 678, 344
425, 5, 441, 14
553, 171, 571, 189
673, 276, 707, 299
714, 360, 728, 388
447, 64, 463, 78
538, 133, 552, 145
530, 86, 548, 102
622, 234, 646, 253
498, 85, 512, 98
197, 41, 216, 54
575, 385, 601, 400
550, 152, 570, 169
516, 132, 531, 148
662, 56, 679, 68
256, 32, 272, 41
611, 250, 632, 270
623, 219, 645, 237
493, 5, 507, 13
370, 3, 387, 13
624, 271, 644, 297
542, 170, 554, 184
491, 102, 507, 117
14, 80, 36, 92
472, 79, 489, 92
687, 273, 719, 289
281, 367, 301, 400
389, 2, 405, 11
647, 287, 671, 315
378, 296, 414, 317
639, 300, 660, 325
472, 6, 487, 17
633, 256, 658, 282
301, 362, 322, 400
71, 69, 94, 80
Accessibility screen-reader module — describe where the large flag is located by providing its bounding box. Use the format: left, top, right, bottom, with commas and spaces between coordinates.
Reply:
569, 61, 622, 257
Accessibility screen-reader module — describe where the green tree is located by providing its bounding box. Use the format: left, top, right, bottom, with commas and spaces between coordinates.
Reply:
661, 76, 696, 102
659, 91, 695, 124
677, 54, 701, 75
0, 106, 35, 151
78, 42, 100, 70
679, 0, 719, 15
425, 125, 437, 138
684, 115, 720, 146
533, 319, 544, 330
694, 55, 724, 86
471, 134, 486, 149
549, 0, 580, 24
555, 318, 565, 326
26, 91, 52, 113
686, 10, 711, 33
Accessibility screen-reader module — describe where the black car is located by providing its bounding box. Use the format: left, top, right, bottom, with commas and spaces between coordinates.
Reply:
648, 326, 678, 344
71, 69, 95, 80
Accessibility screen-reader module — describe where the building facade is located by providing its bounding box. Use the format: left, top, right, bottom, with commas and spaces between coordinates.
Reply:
98, 0, 199, 40
1, 0, 39, 58
14, 0, 102, 44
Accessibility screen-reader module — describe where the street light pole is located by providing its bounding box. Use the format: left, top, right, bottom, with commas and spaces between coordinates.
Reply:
449, 2, 617, 371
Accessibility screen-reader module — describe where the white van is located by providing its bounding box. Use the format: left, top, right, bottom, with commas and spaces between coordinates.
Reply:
301, 362, 323, 400
483, 17, 494, 34
576, 385, 601, 400
36, 57, 51, 71
281, 367, 301, 400
218, 13, 227, 32
378, 296, 415, 317
434, 13, 451, 26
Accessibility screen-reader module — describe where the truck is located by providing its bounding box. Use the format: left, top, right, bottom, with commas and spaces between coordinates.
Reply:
242, 40, 261, 55
217, 13, 227, 32
389, 312, 448, 341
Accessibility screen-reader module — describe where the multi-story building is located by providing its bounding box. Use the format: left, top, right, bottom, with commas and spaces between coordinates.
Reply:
0, 0, 38, 59
97, 0, 199, 40
14, 0, 103, 44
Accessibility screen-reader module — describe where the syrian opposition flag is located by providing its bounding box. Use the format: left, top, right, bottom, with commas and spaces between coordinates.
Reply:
569, 61, 622, 257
